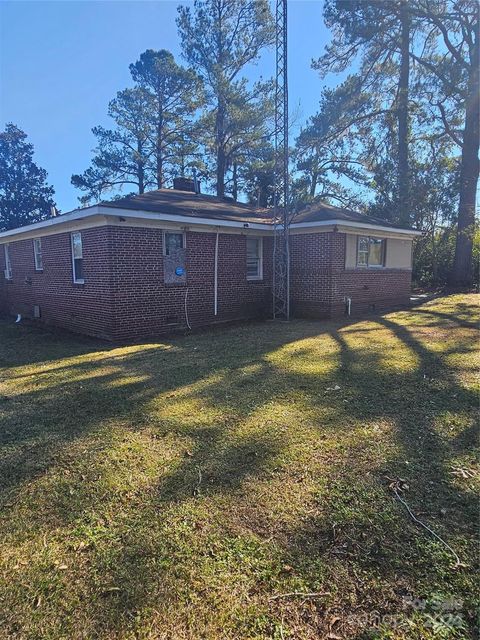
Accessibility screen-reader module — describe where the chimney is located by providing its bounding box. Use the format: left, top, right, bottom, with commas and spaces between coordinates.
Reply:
173, 177, 199, 193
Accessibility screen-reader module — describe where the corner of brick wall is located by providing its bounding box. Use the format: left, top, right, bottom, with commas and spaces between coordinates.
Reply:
290, 230, 412, 319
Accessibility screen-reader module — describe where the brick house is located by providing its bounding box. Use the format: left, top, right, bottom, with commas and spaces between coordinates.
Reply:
0, 184, 420, 341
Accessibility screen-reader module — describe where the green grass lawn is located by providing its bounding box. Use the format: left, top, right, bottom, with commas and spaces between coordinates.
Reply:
0, 294, 478, 639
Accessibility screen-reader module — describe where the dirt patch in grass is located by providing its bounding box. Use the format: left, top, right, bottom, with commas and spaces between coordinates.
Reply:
0, 294, 478, 639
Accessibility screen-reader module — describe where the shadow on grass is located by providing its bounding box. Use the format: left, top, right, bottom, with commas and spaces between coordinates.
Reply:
0, 318, 333, 504
91, 302, 478, 635
0, 297, 478, 638
409, 308, 479, 330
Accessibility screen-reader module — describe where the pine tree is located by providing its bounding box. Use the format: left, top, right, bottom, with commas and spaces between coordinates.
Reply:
129, 49, 204, 189
72, 88, 155, 204
176, 0, 274, 197
316, 0, 418, 225
0, 124, 56, 231
409, 0, 479, 287
293, 77, 375, 209
72, 50, 203, 203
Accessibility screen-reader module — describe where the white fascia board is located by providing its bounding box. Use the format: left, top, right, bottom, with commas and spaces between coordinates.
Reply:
0, 202, 421, 243
97, 205, 272, 232
0, 205, 272, 243
290, 219, 422, 237
0, 206, 102, 242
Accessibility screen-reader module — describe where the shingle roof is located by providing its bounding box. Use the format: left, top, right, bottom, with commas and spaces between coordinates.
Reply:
290, 201, 413, 230
101, 189, 416, 232
101, 189, 272, 224
0, 188, 419, 242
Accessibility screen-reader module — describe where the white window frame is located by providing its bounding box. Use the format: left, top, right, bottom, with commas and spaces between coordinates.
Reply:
163, 231, 186, 256
246, 236, 263, 281
356, 236, 386, 268
4, 244, 12, 280
33, 238, 43, 271
71, 232, 84, 284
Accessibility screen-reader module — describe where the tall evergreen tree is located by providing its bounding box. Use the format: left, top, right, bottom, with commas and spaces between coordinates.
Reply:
176, 0, 275, 197
72, 50, 202, 203
316, 0, 419, 225
0, 124, 55, 231
316, 0, 478, 285
72, 88, 154, 204
221, 80, 274, 200
293, 77, 375, 209
409, 0, 479, 286
129, 49, 204, 189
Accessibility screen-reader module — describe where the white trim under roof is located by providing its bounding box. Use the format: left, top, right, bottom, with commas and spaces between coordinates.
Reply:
290, 219, 422, 236
0, 203, 421, 243
98, 205, 270, 231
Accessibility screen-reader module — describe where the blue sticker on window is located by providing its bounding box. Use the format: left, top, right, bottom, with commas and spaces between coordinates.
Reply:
175, 266, 184, 276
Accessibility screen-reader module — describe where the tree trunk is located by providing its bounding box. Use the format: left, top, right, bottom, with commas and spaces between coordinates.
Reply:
157, 153, 163, 189
431, 229, 437, 284
309, 169, 318, 198
232, 161, 238, 200
156, 107, 164, 189
137, 141, 145, 194
451, 30, 479, 287
215, 100, 226, 197
397, 0, 410, 226
138, 165, 145, 194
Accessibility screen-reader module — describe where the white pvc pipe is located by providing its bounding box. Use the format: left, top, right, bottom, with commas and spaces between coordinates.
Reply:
184, 288, 192, 330
214, 231, 219, 316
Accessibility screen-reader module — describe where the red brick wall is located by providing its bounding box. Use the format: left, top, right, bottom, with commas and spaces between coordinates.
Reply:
0, 226, 272, 341
332, 269, 412, 316
290, 231, 336, 318
290, 230, 412, 318
109, 227, 272, 341
0, 225, 411, 339
0, 228, 115, 339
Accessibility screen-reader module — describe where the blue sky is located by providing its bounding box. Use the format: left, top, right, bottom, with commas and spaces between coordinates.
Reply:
0, 0, 333, 211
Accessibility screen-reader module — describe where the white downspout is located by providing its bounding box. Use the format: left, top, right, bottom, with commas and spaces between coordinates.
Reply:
214, 230, 219, 316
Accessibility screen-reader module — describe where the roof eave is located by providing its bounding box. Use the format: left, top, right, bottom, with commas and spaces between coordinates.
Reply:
97, 205, 271, 229
0, 204, 422, 242
289, 219, 422, 237
0, 205, 273, 242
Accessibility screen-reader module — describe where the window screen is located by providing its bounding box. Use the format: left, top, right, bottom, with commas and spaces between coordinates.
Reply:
369, 238, 385, 266
164, 232, 185, 256
71, 232, 84, 283
357, 237, 369, 266
246, 238, 262, 279
33, 238, 43, 271
357, 236, 385, 267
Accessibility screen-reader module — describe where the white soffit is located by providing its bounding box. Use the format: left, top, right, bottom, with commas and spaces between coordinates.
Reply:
0, 204, 421, 242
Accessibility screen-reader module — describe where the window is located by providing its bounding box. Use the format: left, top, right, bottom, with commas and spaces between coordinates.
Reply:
357, 236, 386, 268
163, 232, 185, 256
71, 232, 84, 283
246, 237, 263, 280
33, 238, 43, 271
368, 237, 385, 266
357, 236, 369, 266
4, 244, 12, 280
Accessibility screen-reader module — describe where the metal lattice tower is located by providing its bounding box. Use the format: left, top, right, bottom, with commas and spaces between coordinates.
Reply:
272, 0, 290, 320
